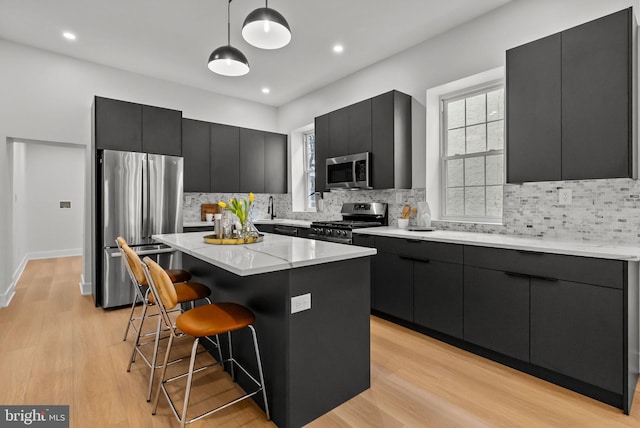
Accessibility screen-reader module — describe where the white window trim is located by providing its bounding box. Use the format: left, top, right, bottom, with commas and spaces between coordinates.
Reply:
290, 123, 316, 212
440, 81, 504, 223
302, 130, 316, 211
425, 66, 505, 225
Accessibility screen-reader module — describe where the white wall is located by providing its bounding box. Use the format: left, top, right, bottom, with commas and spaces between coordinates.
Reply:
0, 39, 278, 306
19, 141, 85, 258
277, 0, 639, 190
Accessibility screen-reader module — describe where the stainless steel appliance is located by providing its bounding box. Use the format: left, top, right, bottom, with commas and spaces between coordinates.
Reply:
310, 202, 387, 244
326, 152, 371, 189
96, 150, 183, 308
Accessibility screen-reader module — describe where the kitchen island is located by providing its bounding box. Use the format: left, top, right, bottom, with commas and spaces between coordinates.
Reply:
152, 231, 376, 428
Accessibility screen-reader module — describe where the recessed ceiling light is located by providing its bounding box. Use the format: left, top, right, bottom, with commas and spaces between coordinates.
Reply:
62, 32, 76, 41
262, 87, 270, 94
333, 44, 344, 53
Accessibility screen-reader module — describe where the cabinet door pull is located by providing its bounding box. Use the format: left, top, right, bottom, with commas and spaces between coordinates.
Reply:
531, 275, 558, 282
505, 271, 530, 279
405, 239, 423, 243
516, 249, 544, 255
400, 255, 430, 263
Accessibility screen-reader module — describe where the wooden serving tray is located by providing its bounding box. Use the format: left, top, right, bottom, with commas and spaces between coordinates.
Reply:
203, 234, 264, 245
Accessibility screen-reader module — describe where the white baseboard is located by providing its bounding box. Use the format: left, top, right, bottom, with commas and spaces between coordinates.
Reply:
79, 274, 92, 296
28, 248, 82, 260
0, 255, 28, 308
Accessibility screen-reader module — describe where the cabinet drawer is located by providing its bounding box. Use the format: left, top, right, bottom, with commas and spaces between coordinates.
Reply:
376, 236, 463, 264
463, 246, 623, 289
353, 234, 375, 248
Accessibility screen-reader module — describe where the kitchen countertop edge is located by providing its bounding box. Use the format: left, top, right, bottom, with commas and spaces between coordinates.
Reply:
353, 227, 640, 261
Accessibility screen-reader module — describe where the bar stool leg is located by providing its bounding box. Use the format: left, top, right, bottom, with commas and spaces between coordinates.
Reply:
227, 331, 235, 381
127, 303, 148, 371
249, 325, 270, 421
147, 313, 163, 402
123, 295, 139, 341
152, 333, 175, 415
180, 338, 201, 428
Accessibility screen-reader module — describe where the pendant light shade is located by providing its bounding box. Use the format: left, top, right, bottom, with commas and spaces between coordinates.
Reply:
208, 45, 250, 76
242, 1, 291, 49
208, 0, 250, 76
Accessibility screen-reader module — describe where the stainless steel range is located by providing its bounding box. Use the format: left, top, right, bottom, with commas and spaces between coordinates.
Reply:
310, 202, 388, 244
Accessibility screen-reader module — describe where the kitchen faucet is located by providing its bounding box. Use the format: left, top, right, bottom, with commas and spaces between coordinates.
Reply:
268, 196, 276, 220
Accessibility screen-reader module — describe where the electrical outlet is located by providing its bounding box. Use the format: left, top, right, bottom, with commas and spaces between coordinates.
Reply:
291, 293, 311, 314
558, 189, 572, 205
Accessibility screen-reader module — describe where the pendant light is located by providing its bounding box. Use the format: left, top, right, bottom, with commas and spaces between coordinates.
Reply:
208, 0, 250, 76
242, 0, 291, 50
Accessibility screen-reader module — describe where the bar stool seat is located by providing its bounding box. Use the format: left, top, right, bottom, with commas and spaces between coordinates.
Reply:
165, 269, 192, 284
176, 303, 255, 338
147, 282, 211, 305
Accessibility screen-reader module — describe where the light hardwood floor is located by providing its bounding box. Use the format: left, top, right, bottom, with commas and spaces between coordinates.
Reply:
1, 256, 639, 427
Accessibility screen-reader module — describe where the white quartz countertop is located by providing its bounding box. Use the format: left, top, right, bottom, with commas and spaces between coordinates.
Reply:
353, 227, 640, 261
153, 231, 376, 276
184, 219, 312, 228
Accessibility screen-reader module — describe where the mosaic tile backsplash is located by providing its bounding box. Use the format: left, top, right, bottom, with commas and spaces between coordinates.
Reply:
185, 178, 640, 244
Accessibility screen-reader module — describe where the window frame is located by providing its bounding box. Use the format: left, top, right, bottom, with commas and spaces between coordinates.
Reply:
440, 80, 505, 223
302, 130, 316, 211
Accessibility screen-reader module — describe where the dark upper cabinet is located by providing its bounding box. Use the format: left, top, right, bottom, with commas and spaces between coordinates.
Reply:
506, 34, 562, 183
314, 90, 411, 190
506, 8, 636, 183
210, 123, 240, 193
328, 107, 349, 158
348, 99, 372, 154
142, 105, 182, 156
94, 96, 182, 156
240, 128, 266, 193
372, 91, 411, 189
530, 278, 623, 394
182, 119, 210, 193
315, 114, 329, 193
264, 132, 287, 194
94, 97, 142, 152
561, 9, 633, 180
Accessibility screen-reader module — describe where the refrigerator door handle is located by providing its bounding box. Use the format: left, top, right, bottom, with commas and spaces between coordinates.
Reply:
142, 153, 149, 240
110, 247, 178, 258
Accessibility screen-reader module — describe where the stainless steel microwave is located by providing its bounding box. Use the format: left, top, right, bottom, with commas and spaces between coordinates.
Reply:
326, 152, 371, 189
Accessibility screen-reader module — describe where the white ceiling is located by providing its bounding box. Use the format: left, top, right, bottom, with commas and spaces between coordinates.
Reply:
0, 0, 512, 106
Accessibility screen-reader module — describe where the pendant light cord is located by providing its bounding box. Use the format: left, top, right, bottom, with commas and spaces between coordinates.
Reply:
227, 0, 232, 46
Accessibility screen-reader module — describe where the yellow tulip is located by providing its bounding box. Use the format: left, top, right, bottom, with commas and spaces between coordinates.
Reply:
249, 192, 254, 203
218, 201, 227, 208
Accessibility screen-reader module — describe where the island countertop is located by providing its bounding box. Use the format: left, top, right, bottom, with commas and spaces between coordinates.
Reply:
153, 231, 376, 276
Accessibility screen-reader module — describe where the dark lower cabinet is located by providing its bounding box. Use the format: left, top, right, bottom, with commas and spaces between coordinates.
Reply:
210, 123, 240, 193
530, 279, 623, 393
463, 266, 530, 362
373, 252, 413, 321
182, 119, 211, 192
362, 234, 637, 413
414, 260, 463, 338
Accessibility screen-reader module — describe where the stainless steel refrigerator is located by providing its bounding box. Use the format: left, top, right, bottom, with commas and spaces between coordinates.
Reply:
96, 149, 183, 308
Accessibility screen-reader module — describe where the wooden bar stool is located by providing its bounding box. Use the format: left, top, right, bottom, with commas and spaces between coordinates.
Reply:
116, 237, 215, 402
142, 256, 270, 427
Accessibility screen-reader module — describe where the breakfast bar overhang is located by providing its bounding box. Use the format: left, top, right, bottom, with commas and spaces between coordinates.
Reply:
152, 231, 376, 428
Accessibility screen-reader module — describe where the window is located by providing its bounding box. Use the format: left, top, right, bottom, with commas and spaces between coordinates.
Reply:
303, 131, 316, 209
441, 83, 504, 222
